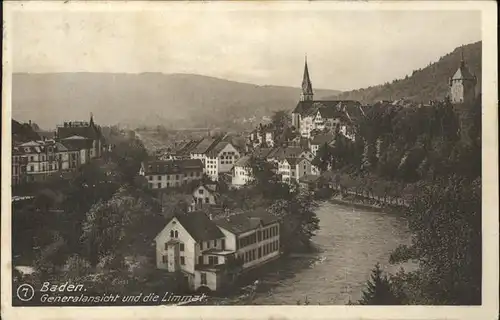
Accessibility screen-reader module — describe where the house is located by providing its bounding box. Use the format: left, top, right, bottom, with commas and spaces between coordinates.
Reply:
154, 209, 281, 292
267, 146, 314, 164
189, 136, 221, 164
310, 133, 336, 157
12, 146, 28, 186
192, 183, 220, 208
60, 136, 93, 165
139, 159, 204, 190
277, 157, 313, 184
18, 140, 61, 182
231, 155, 254, 187
299, 174, 325, 191
56, 114, 105, 159
248, 125, 275, 149
154, 212, 227, 291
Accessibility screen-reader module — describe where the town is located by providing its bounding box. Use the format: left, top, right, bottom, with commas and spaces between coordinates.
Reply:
12, 46, 482, 305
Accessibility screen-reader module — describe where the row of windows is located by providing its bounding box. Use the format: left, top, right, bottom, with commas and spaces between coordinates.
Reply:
242, 240, 279, 263
260, 225, 279, 241
149, 181, 182, 189
164, 241, 185, 252
162, 255, 185, 265
200, 239, 225, 251
147, 171, 202, 181
238, 233, 257, 249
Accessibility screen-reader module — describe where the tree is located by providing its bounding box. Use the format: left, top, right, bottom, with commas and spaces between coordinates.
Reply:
358, 263, 401, 305
81, 186, 165, 266
268, 190, 320, 253
390, 176, 481, 305
62, 254, 93, 281
312, 143, 334, 172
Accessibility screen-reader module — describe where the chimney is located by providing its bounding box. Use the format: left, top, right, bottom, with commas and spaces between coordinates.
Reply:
29, 120, 32, 126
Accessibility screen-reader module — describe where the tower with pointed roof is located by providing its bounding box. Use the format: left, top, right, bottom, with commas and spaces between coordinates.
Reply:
300, 56, 314, 102
449, 48, 477, 104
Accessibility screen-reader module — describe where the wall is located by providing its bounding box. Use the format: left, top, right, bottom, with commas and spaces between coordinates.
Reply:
205, 156, 219, 180
231, 165, 253, 186
217, 144, 240, 173
217, 227, 237, 251
155, 217, 197, 274
193, 185, 216, 205
236, 223, 281, 270
194, 270, 219, 291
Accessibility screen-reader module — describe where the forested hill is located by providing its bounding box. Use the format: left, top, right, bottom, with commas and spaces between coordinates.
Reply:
328, 41, 481, 104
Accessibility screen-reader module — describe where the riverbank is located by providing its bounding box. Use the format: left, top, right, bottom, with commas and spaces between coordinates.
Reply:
327, 194, 408, 215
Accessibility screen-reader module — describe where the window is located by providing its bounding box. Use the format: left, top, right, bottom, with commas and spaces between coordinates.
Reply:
205, 197, 209, 204
165, 242, 169, 250
198, 256, 203, 265
201, 273, 207, 285
170, 230, 174, 238
174, 230, 179, 238
162, 255, 168, 264
258, 247, 262, 258
180, 257, 185, 265
180, 243, 185, 251
221, 239, 225, 250
149, 176, 153, 181
157, 183, 161, 189
199, 189, 204, 194
257, 231, 261, 242
208, 256, 218, 265
176, 174, 179, 180
200, 242, 203, 250
158, 175, 161, 180
213, 240, 217, 247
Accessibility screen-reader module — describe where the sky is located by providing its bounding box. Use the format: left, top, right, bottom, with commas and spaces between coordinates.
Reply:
12, 6, 481, 91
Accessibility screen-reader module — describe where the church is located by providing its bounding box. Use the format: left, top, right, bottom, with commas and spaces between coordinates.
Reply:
291, 58, 366, 140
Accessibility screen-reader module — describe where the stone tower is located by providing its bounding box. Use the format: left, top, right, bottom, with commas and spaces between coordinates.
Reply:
300, 56, 314, 102
449, 48, 477, 104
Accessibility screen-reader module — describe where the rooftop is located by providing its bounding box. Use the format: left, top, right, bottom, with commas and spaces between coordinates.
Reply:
213, 208, 280, 235
173, 211, 225, 242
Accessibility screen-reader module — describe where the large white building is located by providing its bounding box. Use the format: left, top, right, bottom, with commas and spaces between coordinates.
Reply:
277, 157, 313, 184
139, 159, 204, 189
187, 137, 241, 182
231, 155, 254, 187
154, 209, 280, 292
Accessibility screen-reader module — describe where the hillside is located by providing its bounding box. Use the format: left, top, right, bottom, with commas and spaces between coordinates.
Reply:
328, 41, 481, 104
12, 73, 340, 130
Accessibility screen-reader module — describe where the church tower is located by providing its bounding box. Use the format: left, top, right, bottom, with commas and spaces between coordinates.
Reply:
300, 56, 314, 102
449, 49, 477, 104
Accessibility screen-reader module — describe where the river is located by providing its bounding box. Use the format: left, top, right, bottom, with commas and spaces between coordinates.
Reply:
222, 200, 415, 305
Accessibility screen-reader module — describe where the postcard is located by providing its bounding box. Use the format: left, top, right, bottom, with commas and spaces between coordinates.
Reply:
2, 1, 498, 319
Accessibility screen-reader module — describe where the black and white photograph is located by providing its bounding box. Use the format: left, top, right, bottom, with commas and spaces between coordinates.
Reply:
2, 1, 498, 319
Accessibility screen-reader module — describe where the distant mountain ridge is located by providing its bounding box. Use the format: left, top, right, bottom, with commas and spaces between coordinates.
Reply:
12, 73, 340, 130
328, 41, 481, 104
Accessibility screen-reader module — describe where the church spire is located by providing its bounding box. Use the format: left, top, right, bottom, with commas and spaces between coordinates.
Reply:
300, 55, 314, 101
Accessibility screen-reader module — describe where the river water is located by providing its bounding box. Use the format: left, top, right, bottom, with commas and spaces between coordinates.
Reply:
224, 201, 414, 305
